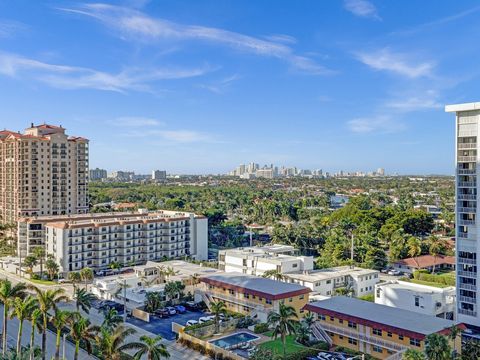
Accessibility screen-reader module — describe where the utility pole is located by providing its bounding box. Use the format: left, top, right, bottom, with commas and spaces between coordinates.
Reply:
62, 333, 66, 360
123, 278, 127, 322
351, 233, 354, 263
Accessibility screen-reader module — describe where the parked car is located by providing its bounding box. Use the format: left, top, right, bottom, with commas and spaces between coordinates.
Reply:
185, 301, 200, 311
166, 306, 177, 315
185, 319, 198, 326
155, 308, 171, 317
388, 269, 402, 276
199, 316, 214, 323
175, 305, 186, 314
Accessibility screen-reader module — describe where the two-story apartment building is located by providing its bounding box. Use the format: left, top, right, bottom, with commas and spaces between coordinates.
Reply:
198, 272, 311, 322
375, 281, 456, 320
218, 245, 314, 276
284, 266, 379, 297
305, 297, 464, 360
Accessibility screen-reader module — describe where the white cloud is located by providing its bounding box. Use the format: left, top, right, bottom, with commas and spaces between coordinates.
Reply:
112, 117, 164, 127
344, 0, 381, 20
347, 116, 405, 134
0, 20, 27, 38
120, 128, 212, 143
386, 95, 442, 112
60, 3, 332, 75
355, 48, 434, 78
198, 74, 241, 94
0, 52, 210, 92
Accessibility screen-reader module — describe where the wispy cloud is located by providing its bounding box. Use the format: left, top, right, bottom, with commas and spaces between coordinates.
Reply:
0, 20, 27, 38
386, 91, 442, 112
0, 52, 210, 92
59, 3, 333, 75
198, 74, 241, 94
120, 128, 213, 143
347, 115, 405, 134
344, 0, 381, 20
111, 117, 164, 127
355, 48, 434, 78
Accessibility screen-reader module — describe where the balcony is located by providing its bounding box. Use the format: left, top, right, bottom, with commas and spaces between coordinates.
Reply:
459, 283, 477, 291
458, 143, 477, 150
458, 257, 476, 265
458, 207, 477, 213
458, 194, 477, 201
458, 181, 477, 187
458, 169, 476, 175
459, 296, 477, 304
458, 156, 477, 162
458, 270, 477, 278
459, 219, 476, 226
458, 308, 477, 317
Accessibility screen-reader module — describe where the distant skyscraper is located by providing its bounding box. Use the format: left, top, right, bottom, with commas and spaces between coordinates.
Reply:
90, 168, 107, 181
446, 102, 479, 326
0, 123, 88, 224
152, 170, 167, 181
377, 168, 385, 176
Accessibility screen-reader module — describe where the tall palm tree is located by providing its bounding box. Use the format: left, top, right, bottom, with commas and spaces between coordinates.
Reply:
428, 236, 447, 274
28, 287, 68, 360
74, 288, 95, 314
0, 279, 27, 355
67, 272, 81, 293
402, 349, 425, 360
267, 303, 298, 360
302, 312, 315, 328
68, 314, 98, 360
261, 269, 284, 281
101, 306, 123, 332
28, 309, 42, 360
463, 339, 480, 359
133, 335, 170, 360
31, 248, 45, 280
95, 326, 142, 360
425, 333, 451, 360
407, 237, 422, 269
79, 268, 93, 290
51, 309, 71, 360
448, 325, 461, 357
10, 296, 36, 357
210, 300, 227, 334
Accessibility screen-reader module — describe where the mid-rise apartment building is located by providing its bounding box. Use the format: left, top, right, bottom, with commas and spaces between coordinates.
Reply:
306, 297, 463, 360
218, 245, 314, 276
18, 209, 208, 274
446, 102, 480, 326
0, 123, 88, 224
375, 281, 455, 320
89, 168, 107, 181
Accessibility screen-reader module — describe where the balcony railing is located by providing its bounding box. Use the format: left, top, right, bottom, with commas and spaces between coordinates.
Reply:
459, 296, 477, 304
458, 207, 477, 213
458, 156, 477, 162
458, 182, 477, 187
458, 169, 476, 175
458, 143, 477, 150
458, 194, 477, 200
458, 257, 476, 265
458, 270, 477, 278
458, 219, 476, 226
458, 308, 477, 317
459, 283, 477, 291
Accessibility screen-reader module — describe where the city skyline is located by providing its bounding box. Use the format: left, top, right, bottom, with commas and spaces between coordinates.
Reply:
1, 1, 480, 174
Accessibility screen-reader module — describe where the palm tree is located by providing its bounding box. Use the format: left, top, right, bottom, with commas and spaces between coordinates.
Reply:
28, 287, 68, 360
101, 306, 123, 331
31, 248, 45, 280
10, 296, 36, 357
302, 312, 315, 328
261, 269, 284, 281
210, 300, 227, 333
463, 339, 480, 359
402, 349, 425, 360
67, 272, 81, 293
28, 309, 42, 360
45, 259, 59, 281
133, 335, 170, 360
95, 326, 142, 360
51, 309, 71, 360
68, 314, 98, 360
79, 267, 93, 290
425, 333, 451, 360
22, 257, 37, 276
267, 303, 298, 360
448, 325, 461, 358
428, 236, 447, 274
74, 288, 95, 314
0, 279, 27, 355
407, 237, 422, 269
295, 322, 311, 345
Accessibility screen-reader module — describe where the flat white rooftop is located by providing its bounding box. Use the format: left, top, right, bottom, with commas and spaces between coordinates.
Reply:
376, 280, 455, 294
445, 102, 480, 112
286, 266, 378, 282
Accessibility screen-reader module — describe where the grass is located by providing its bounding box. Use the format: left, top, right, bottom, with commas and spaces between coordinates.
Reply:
408, 279, 451, 288
259, 331, 307, 355
29, 278, 58, 286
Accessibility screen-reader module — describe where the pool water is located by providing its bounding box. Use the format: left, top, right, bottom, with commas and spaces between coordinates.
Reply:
210, 332, 259, 349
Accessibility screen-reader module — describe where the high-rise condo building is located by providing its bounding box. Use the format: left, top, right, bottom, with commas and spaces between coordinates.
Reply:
0, 124, 88, 225
90, 168, 107, 181
446, 102, 480, 326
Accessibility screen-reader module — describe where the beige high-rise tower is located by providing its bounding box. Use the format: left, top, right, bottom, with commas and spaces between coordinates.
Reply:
0, 123, 89, 224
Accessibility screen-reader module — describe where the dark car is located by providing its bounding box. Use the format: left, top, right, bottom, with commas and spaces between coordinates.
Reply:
185, 301, 200, 311
154, 308, 171, 318
175, 305, 186, 314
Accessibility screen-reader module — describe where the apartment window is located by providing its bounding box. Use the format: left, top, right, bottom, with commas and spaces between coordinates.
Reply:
319, 315, 326, 321
398, 335, 404, 341
228, 289, 234, 295
387, 332, 392, 338
338, 319, 343, 324
348, 321, 357, 329
244, 293, 250, 299
330, 316, 334, 321
348, 338, 358, 345
289, 297, 293, 302
372, 328, 382, 336
326, 280, 331, 284
339, 335, 344, 339
414, 296, 420, 307
266, 299, 272, 305
372, 345, 383, 353
292, 263, 298, 268
299, 295, 304, 300
410, 338, 421, 347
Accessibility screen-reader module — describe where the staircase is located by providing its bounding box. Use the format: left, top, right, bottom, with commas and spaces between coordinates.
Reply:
385, 348, 407, 360
311, 322, 333, 346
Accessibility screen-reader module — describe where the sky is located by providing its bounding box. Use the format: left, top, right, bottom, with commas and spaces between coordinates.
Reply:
0, 0, 479, 175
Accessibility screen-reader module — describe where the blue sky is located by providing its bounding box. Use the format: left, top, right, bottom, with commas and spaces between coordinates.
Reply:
0, 0, 478, 174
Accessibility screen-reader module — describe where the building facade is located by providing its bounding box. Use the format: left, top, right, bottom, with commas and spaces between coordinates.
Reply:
152, 170, 167, 181
0, 124, 88, 224
446, 102, 480, 326
306, 297, 463, 360
375, 281, 455, 320
89, 168, 107, 181
18, 210, 208, 273
198, 273, 310, 322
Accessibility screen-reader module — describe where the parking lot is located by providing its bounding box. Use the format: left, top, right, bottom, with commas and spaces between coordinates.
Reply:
127, 309, 207, 340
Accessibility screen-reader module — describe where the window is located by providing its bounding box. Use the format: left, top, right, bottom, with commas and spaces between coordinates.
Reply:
244, 293, 250, 299
372, 345, 383, 353
410, 338, 421, 347
414, 296, 420, 307
387, 332, 392, 338
372, 328, 382, 336
330, 316, 334, 321
348, 338, 358, 345
326, 280, 331, 284
398, 335, 404, 341
348, 321, 357, 329
289, 297, 293, 302
339, 319, 343, 324
266, 299, 272, 305
319, 315, 326, 321
299, 295, 304, 300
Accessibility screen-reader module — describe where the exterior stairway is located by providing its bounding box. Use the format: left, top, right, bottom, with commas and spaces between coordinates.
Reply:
311, 322, 333, 346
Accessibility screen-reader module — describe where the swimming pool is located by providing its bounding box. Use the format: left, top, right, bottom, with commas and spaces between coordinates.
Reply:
210, 332, 259, 349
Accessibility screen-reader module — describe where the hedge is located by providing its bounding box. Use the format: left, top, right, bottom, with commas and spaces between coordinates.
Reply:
254, 323, 270, 334
413, 271, 455, 286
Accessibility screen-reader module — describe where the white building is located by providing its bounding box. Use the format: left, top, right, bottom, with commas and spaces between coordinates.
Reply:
375, 280, 455, 320
19, 209, 208, 274
284, 266, 379, 297
218, 245, 314, 276
446, 102, 479, 326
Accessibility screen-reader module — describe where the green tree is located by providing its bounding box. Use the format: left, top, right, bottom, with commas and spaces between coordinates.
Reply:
10, 296, 36, 357
79, 267, 93, 290
428, 236, 447, 274
402, 349, 425, 360
462, 340, 480, 360
133, 335, 170, 360
28, 309, 42, 360
45, 259, 59, 281
267, 303, 298, 360
425, 333, 451, 360
74, 288, 95, 314
31, 248, 45, 280
0, 279, 26, 355
261, 269, 284, 281
51, 310, 71, 360
22, 256, 37, 275
210, 300, 227, 334
67, 272, 81, 293
101, 306, 123, 332
407, 237, 422, 269
448, 325, 461, 358
95, 326, 142, 360
68, 314, 98, 360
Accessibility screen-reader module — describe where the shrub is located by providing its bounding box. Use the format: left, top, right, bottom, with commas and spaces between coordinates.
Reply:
254, 323, 270, 334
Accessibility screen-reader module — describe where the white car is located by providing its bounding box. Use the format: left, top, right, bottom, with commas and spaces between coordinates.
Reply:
185, 320, 198, 326
388, 270, 401, 276
199, 316, 215, 323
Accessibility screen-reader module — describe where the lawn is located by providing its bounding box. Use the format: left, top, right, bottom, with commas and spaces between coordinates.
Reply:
29, 278, 58, 286
408, 279, 451, 288
259, 332, 307, 355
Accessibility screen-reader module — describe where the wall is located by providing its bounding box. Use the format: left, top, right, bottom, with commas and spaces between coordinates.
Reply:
132, 308, 150, 322
179, 331, 244, 360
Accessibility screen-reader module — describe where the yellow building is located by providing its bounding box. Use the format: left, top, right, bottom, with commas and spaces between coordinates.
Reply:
199, 272, 310, 322
305, 297, 464, 360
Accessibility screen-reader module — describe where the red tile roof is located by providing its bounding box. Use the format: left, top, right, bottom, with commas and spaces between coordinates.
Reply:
395, 255, 455, 269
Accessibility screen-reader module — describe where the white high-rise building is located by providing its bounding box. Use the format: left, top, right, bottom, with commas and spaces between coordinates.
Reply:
446, 102, 480, 326
152, 170, 166, 181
